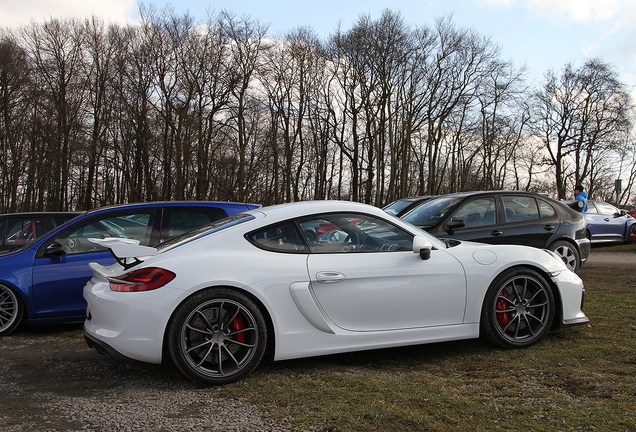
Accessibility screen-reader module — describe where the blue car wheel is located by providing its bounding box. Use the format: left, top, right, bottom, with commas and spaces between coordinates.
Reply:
0, 284, 24, 336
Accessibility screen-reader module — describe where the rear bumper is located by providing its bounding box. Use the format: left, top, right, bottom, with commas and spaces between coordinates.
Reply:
84, 331, 136, 363
576, 237, 591, 267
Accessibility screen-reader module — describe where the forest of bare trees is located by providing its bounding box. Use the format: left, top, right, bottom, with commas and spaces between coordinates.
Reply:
1, 7, 634, 213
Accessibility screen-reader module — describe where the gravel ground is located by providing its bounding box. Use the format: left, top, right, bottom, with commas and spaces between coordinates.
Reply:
0, 325, 294, 432
1, 247, 632, 431
583, 250, 634, 266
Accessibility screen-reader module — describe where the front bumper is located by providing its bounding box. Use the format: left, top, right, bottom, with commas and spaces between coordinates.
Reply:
552, 268, 589, 328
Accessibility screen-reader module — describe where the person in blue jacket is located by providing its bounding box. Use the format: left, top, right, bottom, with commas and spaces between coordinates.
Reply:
574, 184, 588, 213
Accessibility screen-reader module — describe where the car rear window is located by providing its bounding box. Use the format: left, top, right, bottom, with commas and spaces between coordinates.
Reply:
156, 213, 255, 252
538, 199, 556, 218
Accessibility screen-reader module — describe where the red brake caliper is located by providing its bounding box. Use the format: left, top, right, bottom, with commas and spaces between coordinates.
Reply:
496, 290, 509, 327
231, 311, 246, 343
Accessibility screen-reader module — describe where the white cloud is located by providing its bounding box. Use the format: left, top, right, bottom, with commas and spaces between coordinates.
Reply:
474, 0, 516, 7
527, 0, 627, 23
0, 0, 138, 29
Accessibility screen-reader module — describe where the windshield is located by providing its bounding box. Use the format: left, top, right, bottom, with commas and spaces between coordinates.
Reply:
402, 196, 463, 227
156, 213, 255, 252
383, 200, 413, 216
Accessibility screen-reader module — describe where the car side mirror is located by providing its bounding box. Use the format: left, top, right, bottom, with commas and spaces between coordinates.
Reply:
44, 242, 65, 257
413, 236, 432, 260
444, 218, 465, 234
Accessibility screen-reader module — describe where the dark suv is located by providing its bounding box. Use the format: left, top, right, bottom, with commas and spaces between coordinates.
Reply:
393, 191, 590, 272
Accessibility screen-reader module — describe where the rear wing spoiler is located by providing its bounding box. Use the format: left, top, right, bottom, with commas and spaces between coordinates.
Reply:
88, 238, 157, 270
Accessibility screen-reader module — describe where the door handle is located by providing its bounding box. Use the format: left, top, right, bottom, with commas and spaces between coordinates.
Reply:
544, 225, 555, 231
490, 230, 503, 237
316, 271, 346, 284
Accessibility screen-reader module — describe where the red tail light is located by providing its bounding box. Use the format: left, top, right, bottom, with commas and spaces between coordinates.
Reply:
108, 268, 176, 292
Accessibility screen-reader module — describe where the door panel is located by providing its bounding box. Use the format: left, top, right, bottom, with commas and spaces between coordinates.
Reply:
307, 250, 466, 332
501, 195, 558, 248
436, 196, 505, 245
32, 251, 115, 318
32, 209, 158, 318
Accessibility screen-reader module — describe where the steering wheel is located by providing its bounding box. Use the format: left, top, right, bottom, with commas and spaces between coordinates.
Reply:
343, 232, 361, 252
63, 238, 82, 253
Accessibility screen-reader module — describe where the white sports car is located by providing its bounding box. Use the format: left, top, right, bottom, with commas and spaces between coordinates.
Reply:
83, 201, 589, 385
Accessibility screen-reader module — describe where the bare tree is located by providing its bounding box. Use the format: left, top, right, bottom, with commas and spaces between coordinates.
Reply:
422, 17, 499, 195
21, 18, 86, 210
0, 34, 31, 212
221, 11, 270, 202
531, 59, 632, 199
78, 16, 117, 209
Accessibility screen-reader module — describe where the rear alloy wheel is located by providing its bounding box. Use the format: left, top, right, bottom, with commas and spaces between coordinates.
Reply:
481, 268, 555, 348
168, 289, 267, 385
549, 240, 580, 272
0, 284, 24, 336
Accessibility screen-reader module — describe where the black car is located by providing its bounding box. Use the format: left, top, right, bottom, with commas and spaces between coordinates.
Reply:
394, 191, 590, 272
0, 212, 82, 252
383, 196, 437, 217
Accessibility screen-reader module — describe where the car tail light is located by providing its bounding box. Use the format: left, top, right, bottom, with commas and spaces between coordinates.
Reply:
108, 268, 176, 292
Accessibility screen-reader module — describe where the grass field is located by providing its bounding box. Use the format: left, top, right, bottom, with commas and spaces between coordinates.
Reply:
212, 243, 636, 431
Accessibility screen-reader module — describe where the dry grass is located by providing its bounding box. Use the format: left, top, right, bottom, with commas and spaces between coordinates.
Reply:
214, 243, 636, 431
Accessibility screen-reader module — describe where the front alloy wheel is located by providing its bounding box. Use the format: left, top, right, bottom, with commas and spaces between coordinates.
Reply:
0, 284, 24, 336
168, 289, 267, 385
481, 268, 555, 348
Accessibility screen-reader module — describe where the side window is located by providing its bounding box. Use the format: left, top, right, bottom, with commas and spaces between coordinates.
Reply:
162, 207, 228, 240
298, 213, 413, 254
5, 218, 46, 246
247, 221, 307, 253
538, 199, 556, 218
452, 197, 497, 228
595, 202, 618, 216
503, 196, 540, 222
53, 210, 157, 255
585, 203, 598, 214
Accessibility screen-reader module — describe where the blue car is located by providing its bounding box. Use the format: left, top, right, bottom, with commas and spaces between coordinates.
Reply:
585, 200, 635, 244
0, 201, 260, 335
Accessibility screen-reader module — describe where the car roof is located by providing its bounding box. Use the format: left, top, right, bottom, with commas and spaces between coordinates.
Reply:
392, 196, 435, 203
249, 200, 381, 219
436, 190, 545, 198
82, 200, 261, 215
0, 211, 83, 218
238, 200, 411, 230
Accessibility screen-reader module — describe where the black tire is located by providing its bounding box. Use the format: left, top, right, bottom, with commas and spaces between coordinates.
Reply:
628, 223, 636, 244
167, 288, 267, 385
481, 268, 555, 349
549, 240, 580, 272
0, 284, 24, 336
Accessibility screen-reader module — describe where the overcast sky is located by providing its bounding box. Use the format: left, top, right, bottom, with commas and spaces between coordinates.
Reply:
2, 0, 635, 95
